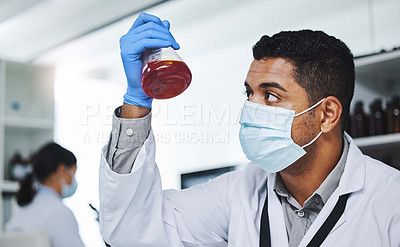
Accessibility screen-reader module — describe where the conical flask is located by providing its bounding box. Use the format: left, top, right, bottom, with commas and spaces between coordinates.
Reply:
141, 47, 192, 99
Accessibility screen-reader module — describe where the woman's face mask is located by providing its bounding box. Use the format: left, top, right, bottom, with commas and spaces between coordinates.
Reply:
60, 167, 78, 198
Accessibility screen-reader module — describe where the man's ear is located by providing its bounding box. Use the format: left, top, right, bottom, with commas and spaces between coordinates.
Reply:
320, 96, 342, 133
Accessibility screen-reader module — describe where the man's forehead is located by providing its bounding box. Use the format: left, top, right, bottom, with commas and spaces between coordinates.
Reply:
246, 58, 296, 87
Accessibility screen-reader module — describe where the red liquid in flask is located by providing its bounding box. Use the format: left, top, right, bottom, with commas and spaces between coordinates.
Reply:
142, 60, 192, 99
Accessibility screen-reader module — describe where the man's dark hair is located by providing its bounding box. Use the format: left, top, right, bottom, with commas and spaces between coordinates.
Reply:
253, 30, 355, 130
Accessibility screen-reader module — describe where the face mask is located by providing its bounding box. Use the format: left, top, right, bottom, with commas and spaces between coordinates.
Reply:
60, 169, 78, 198
239, 98, 325, 173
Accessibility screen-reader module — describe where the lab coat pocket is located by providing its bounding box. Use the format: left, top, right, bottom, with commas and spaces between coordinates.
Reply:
182, 240, 227, 247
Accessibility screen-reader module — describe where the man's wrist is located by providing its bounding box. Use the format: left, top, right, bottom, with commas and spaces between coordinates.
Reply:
123, 92, 152, 108
121, 103, 151, 119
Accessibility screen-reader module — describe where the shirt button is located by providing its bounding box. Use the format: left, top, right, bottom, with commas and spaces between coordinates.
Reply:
297, 210, 305, 218
126, 128, 134, 136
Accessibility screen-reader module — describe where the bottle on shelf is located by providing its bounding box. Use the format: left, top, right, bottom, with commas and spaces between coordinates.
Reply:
351, 101, 369, 138
9, 152, 32, 181
386, 95, 400, 133
141, 47, 192, 99
369, 99, 386, 136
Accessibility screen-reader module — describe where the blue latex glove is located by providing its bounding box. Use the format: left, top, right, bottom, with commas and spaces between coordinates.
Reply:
120, 13, 180, 108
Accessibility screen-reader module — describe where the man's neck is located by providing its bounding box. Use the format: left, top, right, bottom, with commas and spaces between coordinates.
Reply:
279, 135, 343, 206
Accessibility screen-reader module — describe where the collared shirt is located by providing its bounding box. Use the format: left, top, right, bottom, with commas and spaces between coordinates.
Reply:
273, 138, 349, 247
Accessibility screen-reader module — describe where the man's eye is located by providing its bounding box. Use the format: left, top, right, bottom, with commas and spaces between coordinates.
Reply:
266, 93, 279, 102
245, 90, 253, 99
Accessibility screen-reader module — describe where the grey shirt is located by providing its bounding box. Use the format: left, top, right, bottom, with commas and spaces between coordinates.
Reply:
106, 107, 349, 246
106, 106, 152, 174
274, 139, 349, 247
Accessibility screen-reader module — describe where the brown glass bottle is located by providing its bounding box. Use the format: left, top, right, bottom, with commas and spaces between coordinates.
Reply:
387, 95, 400, 133
351, 101, 369, 138
369, 99, 386, 136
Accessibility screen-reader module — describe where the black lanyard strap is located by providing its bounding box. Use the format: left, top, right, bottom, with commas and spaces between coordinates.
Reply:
259, 192, 271, 247
259, 186, 350, 247
306, 193, 350, 247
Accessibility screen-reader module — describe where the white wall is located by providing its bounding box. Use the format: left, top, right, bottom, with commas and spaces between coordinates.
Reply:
47, 0, 400, 245
54, 76, 124, 247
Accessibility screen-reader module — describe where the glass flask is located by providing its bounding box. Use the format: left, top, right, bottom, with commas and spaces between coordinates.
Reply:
141, 47, 192, 99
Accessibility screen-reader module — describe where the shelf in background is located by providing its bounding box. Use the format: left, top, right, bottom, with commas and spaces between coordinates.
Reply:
354, 133, 400, 154
354, 49, 400, 96
354, 132, 400, 147
355, 49, 400, 67
3, 116, 53, 130
1, 180, 19, 193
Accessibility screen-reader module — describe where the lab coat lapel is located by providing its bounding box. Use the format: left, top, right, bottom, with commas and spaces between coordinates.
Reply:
336, 133, 366, 196
267, 173, 289, 247
298, 134, 366, 247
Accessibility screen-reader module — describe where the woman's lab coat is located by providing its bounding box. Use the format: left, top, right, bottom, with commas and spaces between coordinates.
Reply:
99, 132, 400, 247
5, 186, 84, 247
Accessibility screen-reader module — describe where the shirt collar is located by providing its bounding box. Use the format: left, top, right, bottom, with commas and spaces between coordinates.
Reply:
315, 138, 349, 204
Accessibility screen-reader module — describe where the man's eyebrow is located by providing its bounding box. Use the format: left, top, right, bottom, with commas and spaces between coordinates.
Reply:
259, 82, 287, 92
244, 81, 287, 92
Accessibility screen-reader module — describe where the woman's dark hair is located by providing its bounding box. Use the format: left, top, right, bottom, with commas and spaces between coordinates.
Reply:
253, 30, 355, 130
16, 142, 77, 206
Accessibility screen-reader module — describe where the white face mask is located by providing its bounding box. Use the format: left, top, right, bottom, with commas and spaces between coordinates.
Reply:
60, 168, 78, 198
239, 98, 325, 173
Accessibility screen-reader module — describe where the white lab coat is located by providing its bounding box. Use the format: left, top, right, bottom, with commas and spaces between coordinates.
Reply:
99, 132, 400, 247
5, 186, 84, 247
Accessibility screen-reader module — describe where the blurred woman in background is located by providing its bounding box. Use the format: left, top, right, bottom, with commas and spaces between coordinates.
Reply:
5, 142, 84, 247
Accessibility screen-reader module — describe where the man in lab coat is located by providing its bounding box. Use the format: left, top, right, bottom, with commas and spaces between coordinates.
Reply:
99, 13, 400, 247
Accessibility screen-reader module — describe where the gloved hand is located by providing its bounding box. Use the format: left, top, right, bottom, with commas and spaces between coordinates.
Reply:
120, 13, 180, 108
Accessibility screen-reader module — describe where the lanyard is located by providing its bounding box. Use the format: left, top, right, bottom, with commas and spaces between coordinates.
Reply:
259, 186, 350, 247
